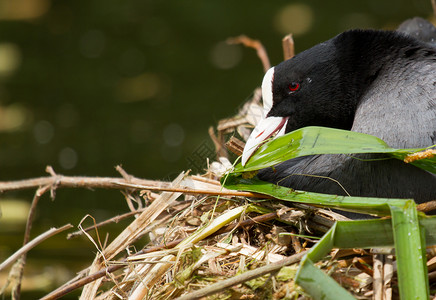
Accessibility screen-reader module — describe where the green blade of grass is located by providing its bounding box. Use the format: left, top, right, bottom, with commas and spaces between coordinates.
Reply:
295, 217, 436, 299
334, 218, 394, 248
178, 205, 248, 248
333, 217, 436, 248
223, 175, 405, 216
234, 126, 435, 174
296, 256, 355, 300
390, 202, 429, 299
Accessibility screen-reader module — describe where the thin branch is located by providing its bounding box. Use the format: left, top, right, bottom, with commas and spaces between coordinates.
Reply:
208, 126, 228, 158
0, 169, 270, 199
225, 136, 245, 156
417, 200, 436, 213
213, 212, 278, 236
282, 34, 295, 60
227, 35, 271, 72
190, 175, 222, 186
289, 229, 304, 253
115, 165, 132, 181
66, 209, 146, 239
111, 181, 272, 199
0, 224, 73, 272
0, 171, 172, 193
67, 201, 183, 240
13, 185, 52, 299
24, 186, 51, 245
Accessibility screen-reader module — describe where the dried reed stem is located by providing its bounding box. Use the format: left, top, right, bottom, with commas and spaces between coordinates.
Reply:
0, 224, 73, 272
282, 34, 295, 60
227, 35, 271, 72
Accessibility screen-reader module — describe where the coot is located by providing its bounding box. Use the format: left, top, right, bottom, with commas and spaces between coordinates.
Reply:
241, 29, 436, 207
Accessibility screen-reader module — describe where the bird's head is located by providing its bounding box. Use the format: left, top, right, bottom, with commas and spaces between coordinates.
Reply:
241, 34, 371, 166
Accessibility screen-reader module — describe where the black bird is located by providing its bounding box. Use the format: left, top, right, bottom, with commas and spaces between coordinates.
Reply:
241, 29, 436, 211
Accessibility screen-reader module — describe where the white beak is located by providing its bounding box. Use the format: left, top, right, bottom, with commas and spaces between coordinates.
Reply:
241, 67, 289, 166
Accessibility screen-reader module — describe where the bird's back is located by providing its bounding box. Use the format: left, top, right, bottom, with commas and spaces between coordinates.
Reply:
352, 52, 436, 148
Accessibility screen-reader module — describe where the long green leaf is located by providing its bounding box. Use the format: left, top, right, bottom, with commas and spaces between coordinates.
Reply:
296, 256, 355, 300
389, 202, 429, 299
333, 217, 436, 248
295, 217, 436, 299
234, 126, 436, 174
224, 175, 405, 216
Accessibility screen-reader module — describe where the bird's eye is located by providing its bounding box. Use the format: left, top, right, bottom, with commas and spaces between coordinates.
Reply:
288, 82, 300, 92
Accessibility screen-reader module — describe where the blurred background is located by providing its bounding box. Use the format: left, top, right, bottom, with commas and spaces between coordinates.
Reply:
0, 0, 434, 298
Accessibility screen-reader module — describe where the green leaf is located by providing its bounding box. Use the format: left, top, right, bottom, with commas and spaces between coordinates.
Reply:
223, 174, 405, 216
296, 256, 355, 300
178, 205, 248, 247
295, 216, 436, 300
389, 202, 429, 299
234, 126, 435, 174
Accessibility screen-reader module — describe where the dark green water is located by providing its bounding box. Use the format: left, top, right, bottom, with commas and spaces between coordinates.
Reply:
0, 0, 433, 298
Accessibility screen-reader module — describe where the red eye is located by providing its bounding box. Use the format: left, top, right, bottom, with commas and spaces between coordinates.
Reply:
288, 82, 300, 92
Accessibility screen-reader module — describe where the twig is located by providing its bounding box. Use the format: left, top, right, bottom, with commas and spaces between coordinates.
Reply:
289, 229, 303, 253
0, 170, 271, 199
403, 149, 436, 163
13, 185, 51, 299
352, 256, 373, 276
225, 136, 245, 156
67, 209, 146, 239
213, 212, 278, 235
111, 181, 273, 199
282, 34, 295, 60
383, 254, 394, 300
116, 165, 144, 211
24, 186, 50, 244
0, 224, 73, 272
190, 175, 221, 186
208, 126, 228, 158
45, 166, 57, 199
417, 200, 436, 213
227, 35, 271, 72
373, 253, 384, 300
0, 171, 172, 193
115, 165, 132, 181
175, 250, 308, 300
